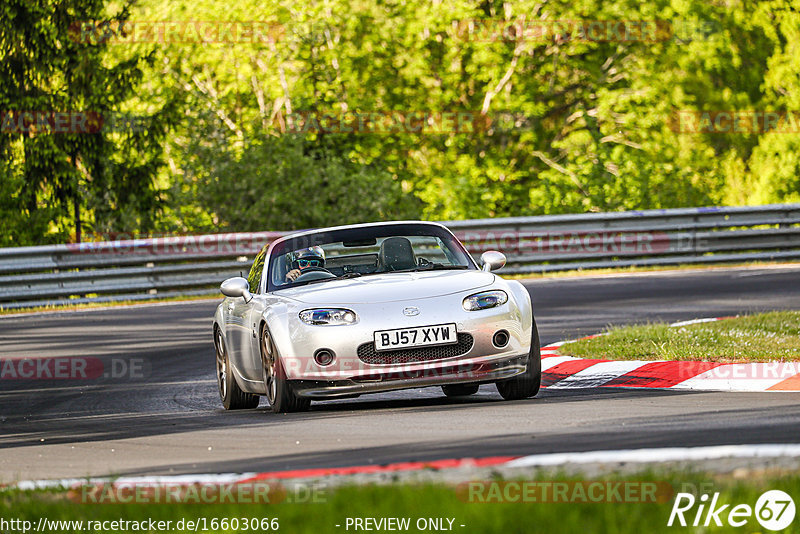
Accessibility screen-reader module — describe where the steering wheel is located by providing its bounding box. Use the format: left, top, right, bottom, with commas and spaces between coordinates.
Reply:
294, 266, 335, 282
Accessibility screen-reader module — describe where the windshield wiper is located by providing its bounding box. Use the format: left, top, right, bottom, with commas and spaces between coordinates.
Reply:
336, 272, 363, 279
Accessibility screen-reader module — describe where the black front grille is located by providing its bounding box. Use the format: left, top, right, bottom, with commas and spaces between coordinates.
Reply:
357, 333, 474, 365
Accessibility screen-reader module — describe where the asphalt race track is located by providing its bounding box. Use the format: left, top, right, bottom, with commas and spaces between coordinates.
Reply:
2, 265, 800, 482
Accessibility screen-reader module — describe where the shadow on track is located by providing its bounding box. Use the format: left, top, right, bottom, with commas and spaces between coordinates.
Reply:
108, 397, 800, 478
0, 384, 707, 450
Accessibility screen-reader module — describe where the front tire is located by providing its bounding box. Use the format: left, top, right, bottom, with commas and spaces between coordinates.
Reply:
442, 384, 480, 397
496, 318, 542, 401
214, 327, 260, 410
261, 323, 310, 414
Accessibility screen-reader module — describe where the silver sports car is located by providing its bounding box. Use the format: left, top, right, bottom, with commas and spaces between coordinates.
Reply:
212, 221, 541, 413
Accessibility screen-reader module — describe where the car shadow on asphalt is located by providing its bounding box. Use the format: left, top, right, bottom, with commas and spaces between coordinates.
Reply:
2, 384, 797, 453
304, 385, 700, 413
106, 400, 800, 479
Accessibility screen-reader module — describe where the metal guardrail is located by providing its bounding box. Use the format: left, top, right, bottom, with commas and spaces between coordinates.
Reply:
1, 204, 799, 309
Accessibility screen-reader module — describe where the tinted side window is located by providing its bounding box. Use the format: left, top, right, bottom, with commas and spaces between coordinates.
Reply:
247, 247, 268, 292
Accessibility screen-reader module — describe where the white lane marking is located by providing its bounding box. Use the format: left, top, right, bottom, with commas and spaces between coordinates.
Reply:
12, 444, 800, 490
540, 347, 560, 353
505, 444, 800, 468
541, 356, 580, 372
15, 472, 256, 490
733, 264, 800, 277
547, 360, 650, 389
669, 317, 722, 327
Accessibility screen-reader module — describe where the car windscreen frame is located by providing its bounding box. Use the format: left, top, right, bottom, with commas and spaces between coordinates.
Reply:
264, 223, 478, 292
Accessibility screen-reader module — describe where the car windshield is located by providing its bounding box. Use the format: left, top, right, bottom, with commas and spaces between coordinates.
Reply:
267, 223, 476, 291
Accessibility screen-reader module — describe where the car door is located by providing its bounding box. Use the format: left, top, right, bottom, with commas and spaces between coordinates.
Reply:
226, 247, 268, 383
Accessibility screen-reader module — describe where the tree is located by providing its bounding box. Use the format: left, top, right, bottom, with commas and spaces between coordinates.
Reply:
4, 0, 800, 245
0, 0, 179, 245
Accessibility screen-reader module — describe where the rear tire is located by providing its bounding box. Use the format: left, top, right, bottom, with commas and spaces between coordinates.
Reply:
496, 318, 542, 401
261, 324, 311, 414
442, 384, 480, 397
214, 327, 260, 410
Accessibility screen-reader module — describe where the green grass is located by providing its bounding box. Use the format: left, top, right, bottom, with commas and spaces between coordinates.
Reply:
560, 311, 800, 363
3, 470, 800, 533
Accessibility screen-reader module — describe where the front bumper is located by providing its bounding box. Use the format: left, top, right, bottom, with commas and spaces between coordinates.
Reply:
278, 293, 532, 382
291, 353, 529, 398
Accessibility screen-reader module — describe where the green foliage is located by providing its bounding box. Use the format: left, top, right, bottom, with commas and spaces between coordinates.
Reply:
177, 130, 420, 232
137, 0, 800, 230
2, 0, 800, 244
0, 0, 180, 245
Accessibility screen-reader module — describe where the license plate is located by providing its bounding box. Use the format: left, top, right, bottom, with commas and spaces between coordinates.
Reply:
374, 323, 458, 351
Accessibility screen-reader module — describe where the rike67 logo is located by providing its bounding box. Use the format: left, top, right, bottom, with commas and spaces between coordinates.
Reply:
668, 490, 796, 531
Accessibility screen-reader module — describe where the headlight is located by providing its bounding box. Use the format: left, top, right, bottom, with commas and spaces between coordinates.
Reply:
462, 290, 508, 311
299, 308, 358, 325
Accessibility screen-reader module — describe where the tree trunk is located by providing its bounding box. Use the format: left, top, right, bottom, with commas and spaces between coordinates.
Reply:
74, 194, 81, 244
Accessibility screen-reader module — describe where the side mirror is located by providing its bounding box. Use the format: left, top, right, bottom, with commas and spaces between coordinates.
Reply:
220, 277, 252, 302
480, 250, 506, 272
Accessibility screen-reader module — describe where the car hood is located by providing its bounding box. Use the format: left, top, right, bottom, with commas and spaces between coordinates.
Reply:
276, 270, 496, 304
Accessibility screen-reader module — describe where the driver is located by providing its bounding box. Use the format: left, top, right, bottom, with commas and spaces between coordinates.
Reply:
286, 246, 327, 282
